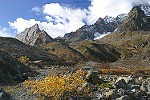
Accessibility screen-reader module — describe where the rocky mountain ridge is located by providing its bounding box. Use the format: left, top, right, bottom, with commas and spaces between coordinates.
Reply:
117, 6, 150, 33
63, 3, 150, 42
13, 4, 150, 66
63, 16, 119, 42
15, 3, 150, 45
139, 3, 150, 15
100, 5, 150, 68
16, 24, 53, 46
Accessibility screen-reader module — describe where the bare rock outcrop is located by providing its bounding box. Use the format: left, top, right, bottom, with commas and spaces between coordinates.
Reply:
16, 24, 53, 46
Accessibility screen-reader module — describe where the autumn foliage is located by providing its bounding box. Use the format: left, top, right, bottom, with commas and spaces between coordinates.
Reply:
101, 68, 132, 75
24, 70, 89, 100
18, 56, 29, 63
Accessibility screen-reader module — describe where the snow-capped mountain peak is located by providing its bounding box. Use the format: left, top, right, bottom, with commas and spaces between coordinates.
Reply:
104, 16, 116, 23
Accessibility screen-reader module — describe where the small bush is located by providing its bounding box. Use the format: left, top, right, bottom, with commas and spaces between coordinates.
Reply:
110, 69, 132, 75
24, 70, 89, 100
97, 82, 114, 89
100, 68, 132, 75
18, 56, 29, 63
101, 69, 109, 74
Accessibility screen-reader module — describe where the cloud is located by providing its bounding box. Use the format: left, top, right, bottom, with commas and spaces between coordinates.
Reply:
87, 0, 132, 24
9, 18, 40, 33
9, 3, 88, 38
0, 26, 15, 37
32, 6, 41, 12
87, 0, 150, 24
8, 0, 150, 38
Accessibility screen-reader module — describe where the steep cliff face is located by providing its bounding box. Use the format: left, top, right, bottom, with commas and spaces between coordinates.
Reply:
117, 6, 150, 33
16, 24, 53, 46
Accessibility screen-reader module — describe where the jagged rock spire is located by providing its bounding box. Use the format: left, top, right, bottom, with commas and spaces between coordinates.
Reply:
15, 24, 53, 45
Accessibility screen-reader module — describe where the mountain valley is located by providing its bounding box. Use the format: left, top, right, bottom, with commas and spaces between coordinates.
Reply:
0, 4, 150, 100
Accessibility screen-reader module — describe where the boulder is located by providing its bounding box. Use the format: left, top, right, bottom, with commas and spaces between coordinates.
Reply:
140, 82, 148, 92
115, 79, 129, 89
116, 95, 132, 100
79, 82, 97, 92
105, 89, 119, 100
117, 76, 136, 85
147, 78, 150, 94
0, 88, 11, 99
81, 66, 102, 74
85, 70, 103, 85
136, 91, 147, 98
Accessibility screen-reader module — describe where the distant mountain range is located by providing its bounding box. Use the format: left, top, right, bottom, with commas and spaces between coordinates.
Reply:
100, 6, 150, 67
63, 3, 150, 42
12, 3, 150, 66
15, 3, 150, 44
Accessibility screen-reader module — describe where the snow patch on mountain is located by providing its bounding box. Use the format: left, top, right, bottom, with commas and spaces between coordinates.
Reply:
139, 3, 150, 16
94, 32, 100, 38
116, 13, 128, 24
104, 16, 116, 23
94, 32, 111, 40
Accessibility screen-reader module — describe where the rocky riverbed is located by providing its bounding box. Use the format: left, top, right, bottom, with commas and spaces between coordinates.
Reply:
1, 66, 150, 100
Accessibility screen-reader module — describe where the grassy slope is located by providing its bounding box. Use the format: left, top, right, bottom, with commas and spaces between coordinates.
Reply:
42, 41, 87, 64
72, 40, 120, 62
100, 31, 150, 68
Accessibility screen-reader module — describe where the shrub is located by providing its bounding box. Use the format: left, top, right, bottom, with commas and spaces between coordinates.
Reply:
110, 69, 132, 75
97, 82, 114, 89
100, 68, 132, 75
101, 69, 109, 74
24, 70, 89, 100
18, 56, 29, 63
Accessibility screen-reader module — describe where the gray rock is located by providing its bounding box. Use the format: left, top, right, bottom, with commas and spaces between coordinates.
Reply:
81, 66, 102, 74
79, 82, 97, 92
105, 89, 119, 100
141, 82, 148, 92
117, 76, 136, 85
147, 78, 150, 94
116, 95, 131, 100
15, 24, 53, 46
136, 91, 147, 98
69, 96, 90, 100
85, 70, 103, 85
82, 82, 96, 88
115, 79, 129, 89
0, 88, 10, 99
69, 96, 80, 100
93, 93, 106, 100
117, 88, 126, 96
135, 97, 147, 100
80, 66, 94, 74
131, 85, 140, 90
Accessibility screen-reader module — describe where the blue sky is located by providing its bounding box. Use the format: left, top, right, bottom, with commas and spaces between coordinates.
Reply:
0, 0, 90, 27
0, 0, 149, 38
